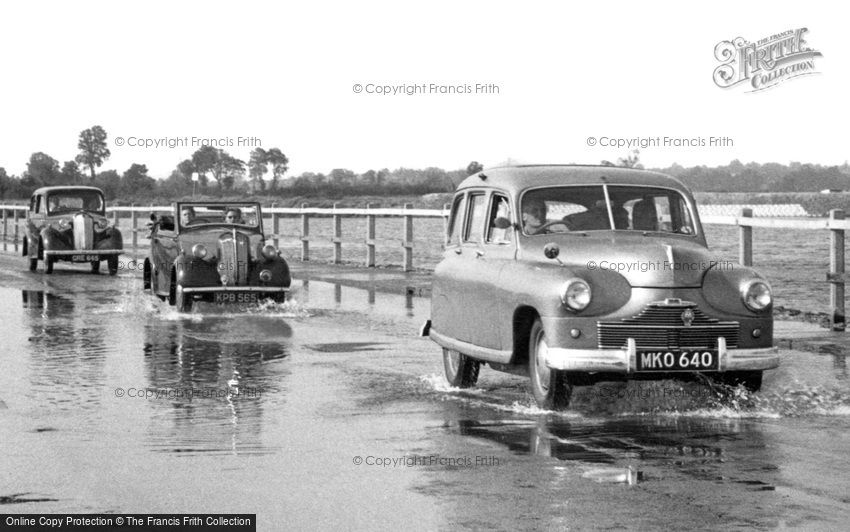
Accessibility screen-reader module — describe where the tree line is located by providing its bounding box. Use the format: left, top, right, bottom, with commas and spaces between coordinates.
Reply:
1, 129, 849, 202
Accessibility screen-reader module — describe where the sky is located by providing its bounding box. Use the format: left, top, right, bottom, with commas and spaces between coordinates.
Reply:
0, 1, 844, 180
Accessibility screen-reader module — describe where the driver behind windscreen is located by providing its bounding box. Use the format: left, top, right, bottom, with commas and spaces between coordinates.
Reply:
521, 198, 547, 234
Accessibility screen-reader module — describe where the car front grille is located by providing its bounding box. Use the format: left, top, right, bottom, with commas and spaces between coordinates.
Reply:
219, 231, 250, 286
73, 214, 93, 250
597, 300, 739, 349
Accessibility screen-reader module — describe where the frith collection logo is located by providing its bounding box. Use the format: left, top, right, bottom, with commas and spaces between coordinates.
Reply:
713, 28, 822, 92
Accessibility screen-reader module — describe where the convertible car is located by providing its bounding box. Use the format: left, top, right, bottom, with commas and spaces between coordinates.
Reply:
143, 202, 291, 311
423, 165, 779, 410
24, 186, 123, 274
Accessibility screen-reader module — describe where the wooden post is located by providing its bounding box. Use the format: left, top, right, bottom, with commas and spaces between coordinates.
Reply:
13, 208, 19, 251
332, 203, 342, 264
830, 209, 845, 331
366, 203, 376, 267
2, 209, 7, 251
271, 203, 280, 249
112, 205, 119, 228
130, 204, 138, 250
738, 208, 753, 267
403, 203, 413, 272
300, 203, 310, 261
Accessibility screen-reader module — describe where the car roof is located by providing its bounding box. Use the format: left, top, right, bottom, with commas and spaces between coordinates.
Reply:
456, 165, 691, 195
33, 186, 104, 195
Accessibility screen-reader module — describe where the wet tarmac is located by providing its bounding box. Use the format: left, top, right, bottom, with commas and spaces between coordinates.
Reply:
1, 254, 850, 530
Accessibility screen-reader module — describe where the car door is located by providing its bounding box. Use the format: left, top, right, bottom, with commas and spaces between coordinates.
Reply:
481, 192, 517, 351
455, 190, 499, 348
432, 192, 468, 342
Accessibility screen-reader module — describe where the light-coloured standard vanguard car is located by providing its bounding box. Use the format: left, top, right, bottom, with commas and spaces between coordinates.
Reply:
422, 165, 779, 410
143, 202, 291, 312
24, 186, 123, 274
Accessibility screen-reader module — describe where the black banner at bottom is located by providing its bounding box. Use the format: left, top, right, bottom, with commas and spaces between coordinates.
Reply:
1, 515, 256, 532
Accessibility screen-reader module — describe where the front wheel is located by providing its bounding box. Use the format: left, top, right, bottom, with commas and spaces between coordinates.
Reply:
90, 260, 100, 273
528, 318, 572, 410
29, 257, 37, 272
442, 348, 480, 388
44, 256, 54, 274
174, 284, 192, 313
142, 259, 151, 290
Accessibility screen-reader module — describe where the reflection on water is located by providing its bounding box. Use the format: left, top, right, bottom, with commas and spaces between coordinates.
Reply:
142, 316, 292, 456
21, 290, 108, 416
292, 279, 424, 322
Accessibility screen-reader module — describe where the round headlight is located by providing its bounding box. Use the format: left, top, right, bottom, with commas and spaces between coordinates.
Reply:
58, 218, 70, 229
742, 280, 772, 311
95, 218, 108, 230
259, 269, 273, 282
192, 244, 207, 259
560, 278, 591, 311
261, 244, 278, 260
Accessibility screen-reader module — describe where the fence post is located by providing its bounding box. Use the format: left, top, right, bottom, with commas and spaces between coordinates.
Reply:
333, 202, 342, 264
13, 209, 20, 252
403, 203, 413, 272
271, 203, 280, 249
112, 204, 119, 228
130, 204, 138, 251
300, 203, 310, 261
830, 209, 845, 331
3, 209, 7, 251
738, 208, 752, 267
366, 203, 376, 267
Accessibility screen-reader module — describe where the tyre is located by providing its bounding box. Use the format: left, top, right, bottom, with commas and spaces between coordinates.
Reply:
716, 371, 763, 392
44, 256, 54, 274
442, 348, 480, 388
143, 259, 151, 290
29, 257, 37, 272
174, 284, 192, 312
528, 318, 572, 410
91, 260, 100, 273
107, 255, 118, 276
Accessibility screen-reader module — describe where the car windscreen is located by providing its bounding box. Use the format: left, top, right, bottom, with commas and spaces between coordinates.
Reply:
520, 185, 696, 235
47, 191, 105, 215
178, 204, 260, 230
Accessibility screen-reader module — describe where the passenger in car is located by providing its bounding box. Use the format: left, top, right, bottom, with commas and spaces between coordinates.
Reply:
224, 208, 244, 224
632, 199, 658, 231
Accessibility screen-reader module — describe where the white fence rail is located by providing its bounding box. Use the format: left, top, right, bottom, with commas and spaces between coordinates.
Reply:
1, 203, 847, 330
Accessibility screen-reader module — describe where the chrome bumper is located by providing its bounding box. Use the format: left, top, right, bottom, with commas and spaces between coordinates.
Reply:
544, 337, 779, 373
181, 286, 290, 294
44, 249, 123, 256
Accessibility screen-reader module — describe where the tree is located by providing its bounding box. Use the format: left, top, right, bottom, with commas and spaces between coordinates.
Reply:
75, 126, 111, 180
190, 146, 244, 191
24, 152, 61, 187
94, 170, 121, 200
617, 149, 643, 169
466, 161, 484, 175
265, 148, 289, 190
60, 161, 84, 185
248, 148, 268, 192
120, 163, 156, 197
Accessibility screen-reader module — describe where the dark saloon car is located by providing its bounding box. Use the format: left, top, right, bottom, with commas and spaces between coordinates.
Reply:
423, 165, 779, 410
24, 186, 123, 274
143, 202, 291, 312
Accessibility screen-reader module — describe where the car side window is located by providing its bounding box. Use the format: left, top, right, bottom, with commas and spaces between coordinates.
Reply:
463, 193, 487, 243
486, 194, 512, 244
446, 194, 465, 246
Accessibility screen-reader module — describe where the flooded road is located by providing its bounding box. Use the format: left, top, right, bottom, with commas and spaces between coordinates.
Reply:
1, 254, 850, 530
